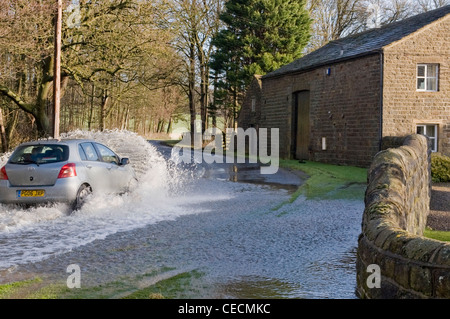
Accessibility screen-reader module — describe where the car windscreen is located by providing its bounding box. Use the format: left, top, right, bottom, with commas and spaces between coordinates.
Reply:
8, 144, 69, 165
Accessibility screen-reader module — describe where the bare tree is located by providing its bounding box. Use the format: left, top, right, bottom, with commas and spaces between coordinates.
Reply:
416, 0, 450, 12
167, 0, 223, 139
358, 0, 412, 28
0, 0, 181, 142
306, 0, 447, 51
308, 0, 364, 51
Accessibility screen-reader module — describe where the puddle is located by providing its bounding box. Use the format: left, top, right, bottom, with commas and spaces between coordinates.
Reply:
217, 276, 303, 299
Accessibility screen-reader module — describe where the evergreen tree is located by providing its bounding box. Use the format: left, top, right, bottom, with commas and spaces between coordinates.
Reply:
211, 0, 311, 126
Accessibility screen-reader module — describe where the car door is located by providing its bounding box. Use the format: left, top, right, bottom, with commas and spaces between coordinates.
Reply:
94, 143, 129, 192
78, 142, 110, 193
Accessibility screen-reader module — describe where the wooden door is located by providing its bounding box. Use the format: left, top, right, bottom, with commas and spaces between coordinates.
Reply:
294, 91, 310, 160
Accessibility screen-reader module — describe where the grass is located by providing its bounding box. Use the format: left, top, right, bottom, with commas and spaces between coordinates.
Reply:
123, 270, 205, 299
0, 268, 208, 299
0, 278, 42, 299
424, 228, 450, 242
279, 159, 368, 201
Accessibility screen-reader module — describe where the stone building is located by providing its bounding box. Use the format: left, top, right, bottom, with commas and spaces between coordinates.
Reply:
238, 5, 450, 167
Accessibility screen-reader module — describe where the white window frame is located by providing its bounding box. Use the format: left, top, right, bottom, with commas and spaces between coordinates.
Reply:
416, 124, 438, 152
417, 64, 439, 92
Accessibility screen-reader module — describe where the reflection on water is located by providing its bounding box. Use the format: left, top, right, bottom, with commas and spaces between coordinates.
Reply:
202, 163, 304, 193
306, 248, 357, 275
218, 276, 302, 299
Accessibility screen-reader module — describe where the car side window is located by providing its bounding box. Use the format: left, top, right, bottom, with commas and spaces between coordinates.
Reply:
80, 143, 99, 161
95, 143, 120, 165
78, 145, 87, 161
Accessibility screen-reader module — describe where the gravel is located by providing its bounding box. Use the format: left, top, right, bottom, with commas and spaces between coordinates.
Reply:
426, 183, 450, 231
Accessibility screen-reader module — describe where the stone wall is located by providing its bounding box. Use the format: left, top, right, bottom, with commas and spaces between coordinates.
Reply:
261, 53, 382, 167
238, 75, 262, 131
356, 134, 450, 299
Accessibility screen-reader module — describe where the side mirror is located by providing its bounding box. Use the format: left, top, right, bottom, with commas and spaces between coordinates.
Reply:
120, 157, 130, 166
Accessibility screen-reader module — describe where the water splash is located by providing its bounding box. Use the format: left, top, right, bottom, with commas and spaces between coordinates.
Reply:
0, 130, 220, 269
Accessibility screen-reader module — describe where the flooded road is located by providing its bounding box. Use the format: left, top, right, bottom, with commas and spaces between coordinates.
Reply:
0, 131, 364, 298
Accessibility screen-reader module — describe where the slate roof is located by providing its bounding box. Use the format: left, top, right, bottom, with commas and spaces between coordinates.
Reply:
264, 5, 450, 79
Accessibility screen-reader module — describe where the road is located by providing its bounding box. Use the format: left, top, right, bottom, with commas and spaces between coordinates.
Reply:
0, 136, 364, 298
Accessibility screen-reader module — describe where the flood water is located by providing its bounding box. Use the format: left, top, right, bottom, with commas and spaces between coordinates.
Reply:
0, 131, 364, 299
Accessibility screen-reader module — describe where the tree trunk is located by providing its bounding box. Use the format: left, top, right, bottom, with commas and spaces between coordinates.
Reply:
0, 108, 8, 152
211, 71, 218, 128
88, 84, 95, 130
6, 110, 19, 149
188, 36, 196, 144
166, 117, 172, 134
199, 54, 208, 134
33, 55, 55, 137
99, 89, 109, 131
35, 80, 52, 136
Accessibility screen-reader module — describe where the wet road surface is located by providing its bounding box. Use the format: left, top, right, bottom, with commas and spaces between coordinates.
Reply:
0, 136, 364, 298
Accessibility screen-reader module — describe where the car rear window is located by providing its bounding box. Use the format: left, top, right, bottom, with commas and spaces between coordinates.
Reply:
9, 144, 69, 165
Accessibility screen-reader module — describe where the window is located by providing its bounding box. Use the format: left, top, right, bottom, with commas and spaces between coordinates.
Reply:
95, 143, 120, 165
417, 64, 439, 91
251, 98, 256, 112
417, 124, 438, 152
78, 145, 87, 161
80, 143, 99, 161
9, 145, 69, 165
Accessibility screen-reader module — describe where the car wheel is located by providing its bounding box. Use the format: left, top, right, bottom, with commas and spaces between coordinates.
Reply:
72, 184, 92, 211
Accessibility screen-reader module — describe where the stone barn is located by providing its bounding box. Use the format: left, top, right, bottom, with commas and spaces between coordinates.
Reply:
238, 5, 450, 167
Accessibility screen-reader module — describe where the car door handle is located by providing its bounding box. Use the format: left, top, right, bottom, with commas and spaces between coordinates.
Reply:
86, 165, 92, 169
107, 166, 112, 170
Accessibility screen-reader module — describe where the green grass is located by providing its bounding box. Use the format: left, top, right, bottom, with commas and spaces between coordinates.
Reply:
123, 270, 205, 299
279, 160, 368, 201
424, 228, 450, 242
0, 277, 93, 299
0, 277, 43, 299
0, 267, 207, 299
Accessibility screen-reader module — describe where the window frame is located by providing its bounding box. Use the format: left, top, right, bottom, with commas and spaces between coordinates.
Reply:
94, 143, 120, 165
416, 124, 438, 152
79, 142, 100, 162
416, 64, 439, 92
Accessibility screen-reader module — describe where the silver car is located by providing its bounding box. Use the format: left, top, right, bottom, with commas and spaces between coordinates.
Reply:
0, 139, 137, 211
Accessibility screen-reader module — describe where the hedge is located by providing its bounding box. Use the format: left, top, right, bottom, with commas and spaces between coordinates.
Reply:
431, 153, 450, 183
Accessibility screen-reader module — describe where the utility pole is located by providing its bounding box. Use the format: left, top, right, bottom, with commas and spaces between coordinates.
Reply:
53, 0, 62, 139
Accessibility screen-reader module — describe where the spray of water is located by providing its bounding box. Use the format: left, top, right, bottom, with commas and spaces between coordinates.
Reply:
0, 130, 229, 268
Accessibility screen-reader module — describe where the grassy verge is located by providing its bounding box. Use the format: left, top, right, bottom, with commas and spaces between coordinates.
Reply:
123, 270, 205, 299
0, 277, 71, 299
0, 269, 208, 299
279, 160, 368, 201
0, 278, 43, 299
424, 228, 450, 242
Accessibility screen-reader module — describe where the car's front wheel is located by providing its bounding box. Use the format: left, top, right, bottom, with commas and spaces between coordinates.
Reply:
72, 184, 92, 211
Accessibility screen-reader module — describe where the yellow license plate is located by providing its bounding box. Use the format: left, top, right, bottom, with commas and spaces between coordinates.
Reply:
18, 190, 45, 198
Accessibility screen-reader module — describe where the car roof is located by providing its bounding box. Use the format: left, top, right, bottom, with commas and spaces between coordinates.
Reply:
17, 138, 97, 147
